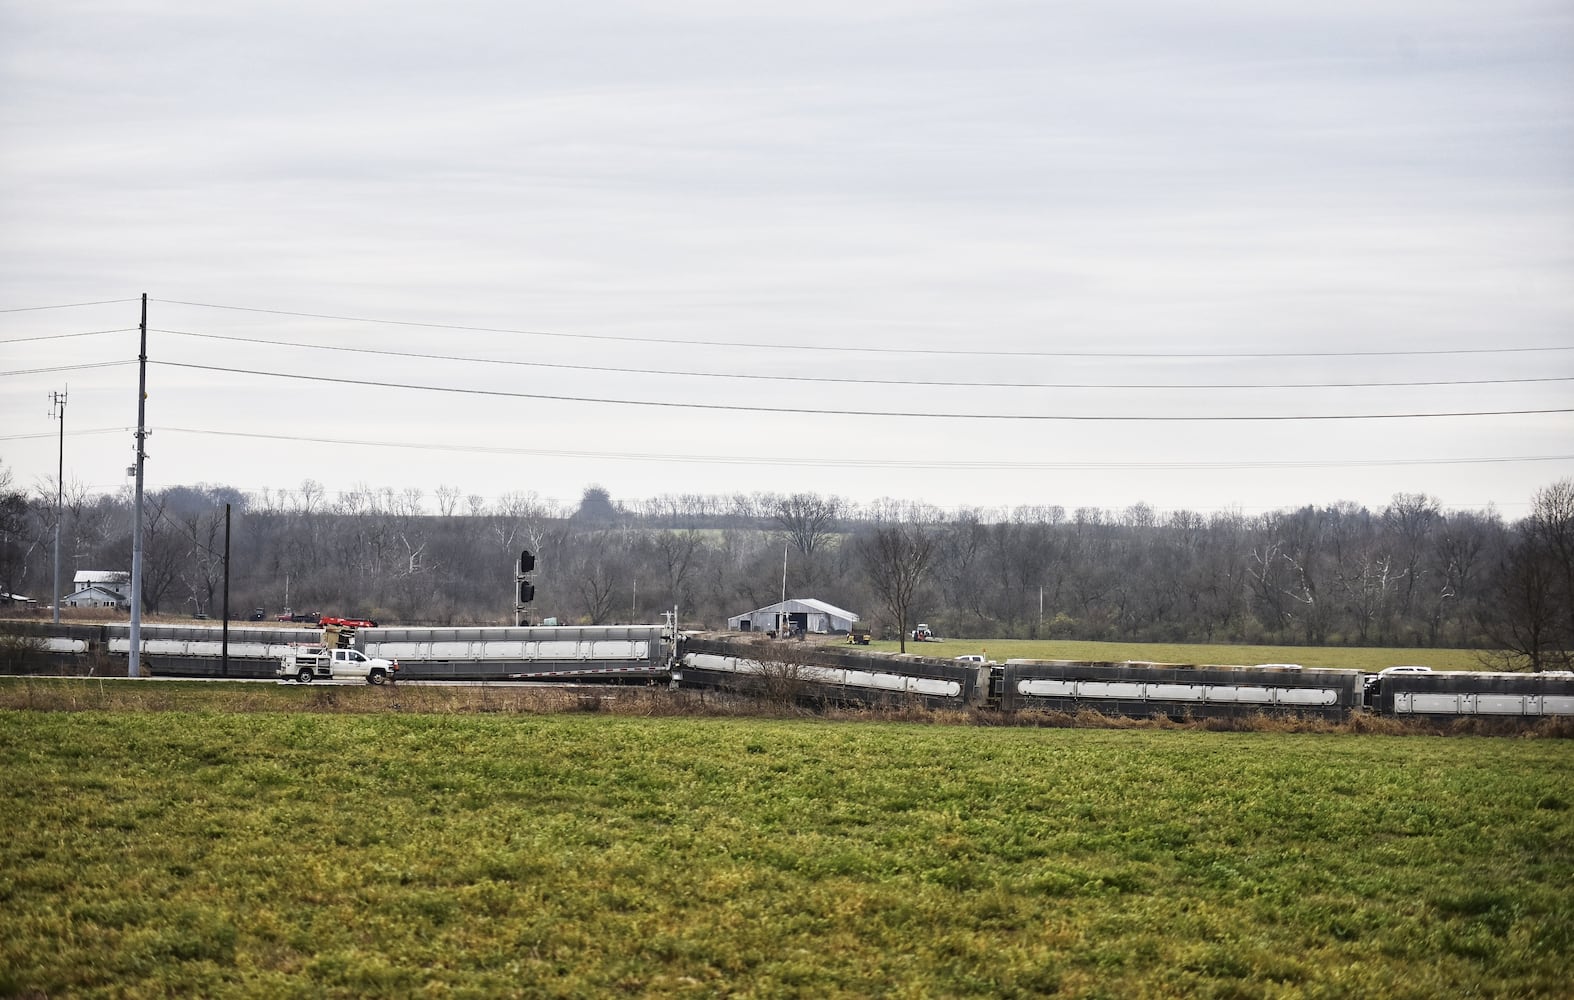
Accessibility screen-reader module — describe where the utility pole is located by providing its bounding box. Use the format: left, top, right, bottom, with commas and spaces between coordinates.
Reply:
221, 503, 230, 677
779, 538, 789, 635
128, 294, 148, 678
49, 388, 66, 624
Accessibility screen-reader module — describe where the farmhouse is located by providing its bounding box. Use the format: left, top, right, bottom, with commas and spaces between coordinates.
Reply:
728, 598, 860, 635
63, 570, 131, 610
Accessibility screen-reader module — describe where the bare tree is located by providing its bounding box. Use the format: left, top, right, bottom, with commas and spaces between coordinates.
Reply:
1533, 480, 1574, 650
565, 529, 626, 624
858, 521, 936, 653
295, 479, 325, 516
178, 507, 226, 616
1383, 492, 1441, 621
1482, 480, 1574, 670
651, 528, 704, 613
1428, 509, 1500, 646
1480, 534, 1564, 671
134, 492, 184, 614
742, 637, 823, 710
0, 464, 31, 601
770, 492, 841, 557
934, 511, 993, 633
434, 485, 461, 517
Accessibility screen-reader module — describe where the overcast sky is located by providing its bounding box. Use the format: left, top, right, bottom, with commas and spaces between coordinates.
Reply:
3, 1, 1571, 518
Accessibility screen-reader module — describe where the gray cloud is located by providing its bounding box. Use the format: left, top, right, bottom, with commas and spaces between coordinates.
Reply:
2, 1, 1570, 512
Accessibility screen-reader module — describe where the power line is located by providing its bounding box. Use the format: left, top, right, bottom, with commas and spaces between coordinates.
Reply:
0, 361, 136, 378
153, 427, 1574, 471
152, 359, 1574, 421
0, 299, 138, 314
12, 424, 1568, 472
149, 328, 1574, 391
156, 297, 1574, 360
0, 328, 139, 344
0, 427, 128, 441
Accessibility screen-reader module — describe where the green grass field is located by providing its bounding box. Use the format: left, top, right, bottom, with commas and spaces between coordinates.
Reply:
1, 710, 1569, 998
867, 637, 1491, 672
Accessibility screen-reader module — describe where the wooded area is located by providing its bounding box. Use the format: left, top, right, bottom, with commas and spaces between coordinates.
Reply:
2, 468, 1571, 670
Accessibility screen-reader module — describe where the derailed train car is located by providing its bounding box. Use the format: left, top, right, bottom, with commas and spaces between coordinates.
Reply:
365, 625, 669, 681
2, 622, 673, 682
2, 621, 101, 670
1371, 670, 1574, 720
999, 659, 1363, 721
678, 635, 988, 708
9, 621, 1574, 725
103, 623, 306, 678
0, 621, 306, 679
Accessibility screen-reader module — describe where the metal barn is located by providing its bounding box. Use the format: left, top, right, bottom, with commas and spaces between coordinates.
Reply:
727, 598, 860, 635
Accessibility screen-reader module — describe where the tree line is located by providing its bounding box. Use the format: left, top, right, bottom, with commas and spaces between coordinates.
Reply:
2, 468, 1570, 669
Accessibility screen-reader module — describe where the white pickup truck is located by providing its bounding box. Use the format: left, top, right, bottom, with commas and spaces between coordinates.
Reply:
278, 646, 399, 685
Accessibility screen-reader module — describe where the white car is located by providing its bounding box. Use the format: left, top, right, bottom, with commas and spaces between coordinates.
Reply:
1379, 665, 1433, 677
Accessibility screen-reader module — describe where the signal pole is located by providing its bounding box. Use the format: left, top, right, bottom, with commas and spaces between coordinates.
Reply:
128, 294, 148, 677
49, 388, 66, 625
514, 550, 536, 626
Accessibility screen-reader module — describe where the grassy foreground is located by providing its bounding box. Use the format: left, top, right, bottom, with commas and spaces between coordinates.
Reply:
1, 711, 1570, 998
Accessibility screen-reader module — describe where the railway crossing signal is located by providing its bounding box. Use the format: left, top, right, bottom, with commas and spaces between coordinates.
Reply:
514, 550, 536, 626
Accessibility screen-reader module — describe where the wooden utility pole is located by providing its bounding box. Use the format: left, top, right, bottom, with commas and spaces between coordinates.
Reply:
49, 389, 66, 624
128, 294, 148, 677
221, 503, 231, 677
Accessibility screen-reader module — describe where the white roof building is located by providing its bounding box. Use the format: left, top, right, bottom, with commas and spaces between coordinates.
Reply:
727, 598, 860, 635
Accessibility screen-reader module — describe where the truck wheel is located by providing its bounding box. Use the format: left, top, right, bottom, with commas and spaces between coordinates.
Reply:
297, 667, 312, 683
368, 669, 386, 685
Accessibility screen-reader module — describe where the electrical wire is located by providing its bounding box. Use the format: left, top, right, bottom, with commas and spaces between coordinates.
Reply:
0, 299, 137, 313
0, 361, 136, 378
0, 328, 139, 344
151, 359, 1574, 421
156, 298, 1574, 360
148, 328, 1574, 391
150, 427, 1574, 471
7, 424, 1570, 474
0, 427, 128, 441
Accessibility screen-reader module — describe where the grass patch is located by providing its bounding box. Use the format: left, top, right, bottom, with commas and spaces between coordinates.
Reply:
0, 710, 1569, 997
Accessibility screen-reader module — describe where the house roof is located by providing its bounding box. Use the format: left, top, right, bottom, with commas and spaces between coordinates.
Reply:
65, 585, 128, 602
73, 570, 128, 585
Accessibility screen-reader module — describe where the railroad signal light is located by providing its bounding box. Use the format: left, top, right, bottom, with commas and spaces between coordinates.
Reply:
519, 550, 535, 575
518, 580, 536, 604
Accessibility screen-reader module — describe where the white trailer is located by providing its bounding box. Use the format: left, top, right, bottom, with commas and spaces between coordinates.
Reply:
277, 645, 398, 684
